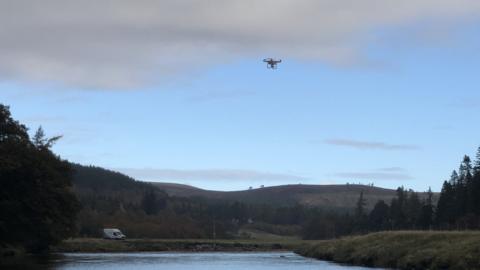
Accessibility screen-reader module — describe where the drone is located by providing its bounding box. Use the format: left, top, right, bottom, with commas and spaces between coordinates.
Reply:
263, 58, 282, 69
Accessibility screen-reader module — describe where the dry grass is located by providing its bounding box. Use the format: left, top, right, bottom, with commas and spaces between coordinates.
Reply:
296, 231, 480, 270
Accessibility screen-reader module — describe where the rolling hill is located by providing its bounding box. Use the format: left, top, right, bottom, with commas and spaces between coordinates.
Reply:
71, 164, 433, 211
151, 182, 413, 210
70, 164, 439, 239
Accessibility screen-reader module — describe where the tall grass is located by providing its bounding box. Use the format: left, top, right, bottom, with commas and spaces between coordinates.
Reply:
296, 231, 480, 270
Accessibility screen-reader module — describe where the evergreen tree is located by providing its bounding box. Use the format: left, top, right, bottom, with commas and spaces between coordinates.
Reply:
142, 190, 159, 215
418, 187, 434, 230
389, 187, 406, 229
33, 126, 62, 149
355, 191, 366, 218
448, 156, 474, 226
474, 147, 480, 175
436, 176, 455, 228
459, 155, 473, 180
0, 104, 80, 252
450, 170, 459, 185
354, 191, 367, 233
473, 147, 480, 215
405, 190, 422, 229
368, 200, 390, 231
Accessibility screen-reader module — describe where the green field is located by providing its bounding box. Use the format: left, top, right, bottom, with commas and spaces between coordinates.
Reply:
296, 231, 480, 270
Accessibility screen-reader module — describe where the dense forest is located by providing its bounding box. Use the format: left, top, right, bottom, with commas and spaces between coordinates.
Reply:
305, 149, 480, 238
436, 153, 480, 229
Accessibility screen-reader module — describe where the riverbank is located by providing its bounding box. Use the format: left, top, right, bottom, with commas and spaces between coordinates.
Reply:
295, 231, 480, 270
0, 245, 25, 258
53, 238, 306, 253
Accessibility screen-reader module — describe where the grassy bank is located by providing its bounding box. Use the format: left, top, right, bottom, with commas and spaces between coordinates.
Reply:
296, 231, 480, 270
53, 238, 306, 253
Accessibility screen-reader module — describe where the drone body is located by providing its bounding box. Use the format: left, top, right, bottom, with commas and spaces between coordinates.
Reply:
263, 58, 282, 69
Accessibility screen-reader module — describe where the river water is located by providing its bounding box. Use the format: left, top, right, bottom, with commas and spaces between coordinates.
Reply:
7, 252, 383, 270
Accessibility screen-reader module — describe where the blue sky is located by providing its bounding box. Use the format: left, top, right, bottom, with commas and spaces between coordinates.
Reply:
1, 1, 480, 191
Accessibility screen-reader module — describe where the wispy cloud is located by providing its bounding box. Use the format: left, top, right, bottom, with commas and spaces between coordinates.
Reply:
23, 116, 67, 124
115, 168, 307, 182
334, 172, 413, 181
333, 166, 413, 181
324, 139, 420, 151
1, 1, 480, 88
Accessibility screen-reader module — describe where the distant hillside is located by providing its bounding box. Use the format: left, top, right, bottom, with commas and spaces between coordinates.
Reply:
70, 164, 208, 238
72, 163, 152, 192
71, 163, 162, 206
70, 164, 439, 240
71, 164, 434, 211
151, 183, 410, 210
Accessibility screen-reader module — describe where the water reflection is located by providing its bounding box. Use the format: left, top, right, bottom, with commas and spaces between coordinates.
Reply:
3, 252, 379, 270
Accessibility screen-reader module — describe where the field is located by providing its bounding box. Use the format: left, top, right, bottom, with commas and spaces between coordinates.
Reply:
296, 231, 480, 270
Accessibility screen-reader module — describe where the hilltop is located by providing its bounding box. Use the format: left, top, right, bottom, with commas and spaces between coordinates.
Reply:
69, 164, 438, 240
152, 182, 407, 210
72, 163, 415, 211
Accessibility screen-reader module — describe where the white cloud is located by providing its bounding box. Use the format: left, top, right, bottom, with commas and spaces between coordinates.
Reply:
334, 172, 413, 181
1, 0, 480, 88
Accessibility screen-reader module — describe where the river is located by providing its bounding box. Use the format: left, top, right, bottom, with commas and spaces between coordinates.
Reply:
6, 252, 384, 270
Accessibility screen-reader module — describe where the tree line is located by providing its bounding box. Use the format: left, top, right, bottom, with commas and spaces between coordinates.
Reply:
0, 104, 79, 253
2, 102, 480, 252
316, 147, 480, 238
436, 152, 480, 229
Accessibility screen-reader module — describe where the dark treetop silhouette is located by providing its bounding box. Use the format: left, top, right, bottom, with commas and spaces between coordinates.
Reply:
0, 104, 79, 253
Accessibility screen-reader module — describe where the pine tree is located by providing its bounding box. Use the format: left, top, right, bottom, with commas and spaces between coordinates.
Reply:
355, 191, 366, 217
354, 191, 367, 233
0, 104, 79, 252
450, 170, 459, 185
388, 187, 407, 229
436, 180, 454, 228
457, 156, 472, 218
471, 147, 480, 215
405, 190, 422, 229
459, 155, 473, 180
141, 189, 166, 215
418, 187, 434, 230
475, 147, 480, 175
33, 126, 46, 147
369, 200, 390, 231
142, 189, 159, 215
33, 126, 62, 149
434, 149, 480, 229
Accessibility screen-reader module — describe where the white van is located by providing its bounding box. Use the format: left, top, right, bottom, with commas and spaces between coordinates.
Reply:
102, 228, 126, 240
